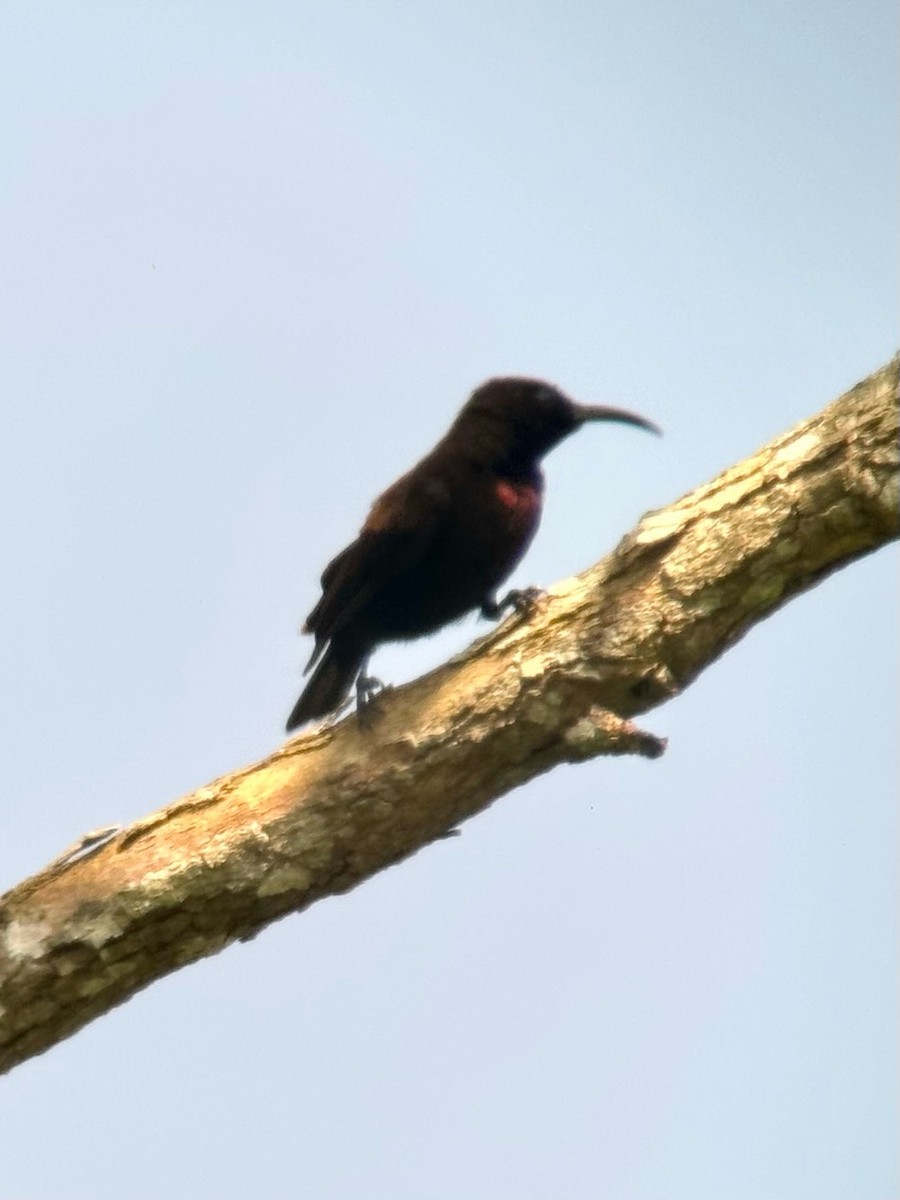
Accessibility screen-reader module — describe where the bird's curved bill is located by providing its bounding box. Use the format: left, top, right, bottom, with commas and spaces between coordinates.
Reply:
574, 403, 662, 436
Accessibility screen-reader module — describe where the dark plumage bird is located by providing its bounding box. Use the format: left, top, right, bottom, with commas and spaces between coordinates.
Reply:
286, 377, 659, 731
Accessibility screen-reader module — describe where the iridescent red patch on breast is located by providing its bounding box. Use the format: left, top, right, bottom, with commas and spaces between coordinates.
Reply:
495, 479, 540, 515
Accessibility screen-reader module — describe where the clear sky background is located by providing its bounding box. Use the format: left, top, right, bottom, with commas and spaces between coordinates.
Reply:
1, 3, 896, 1197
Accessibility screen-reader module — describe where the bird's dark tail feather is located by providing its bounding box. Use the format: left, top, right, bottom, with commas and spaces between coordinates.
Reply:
285, 641, 367, 732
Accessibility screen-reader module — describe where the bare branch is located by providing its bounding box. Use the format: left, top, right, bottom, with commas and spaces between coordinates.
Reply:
1, 356, 897, 1075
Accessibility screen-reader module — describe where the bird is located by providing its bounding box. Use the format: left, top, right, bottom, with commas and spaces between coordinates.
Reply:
285, 377, 660, 731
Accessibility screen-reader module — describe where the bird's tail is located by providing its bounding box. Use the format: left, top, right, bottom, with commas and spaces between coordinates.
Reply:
285, 640, 367, 732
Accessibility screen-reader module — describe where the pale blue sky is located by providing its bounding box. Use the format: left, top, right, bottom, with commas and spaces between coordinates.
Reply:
1, 3, 897, 1198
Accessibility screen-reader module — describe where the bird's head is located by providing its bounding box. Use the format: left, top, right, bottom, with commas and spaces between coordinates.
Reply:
450, 377, 660, 470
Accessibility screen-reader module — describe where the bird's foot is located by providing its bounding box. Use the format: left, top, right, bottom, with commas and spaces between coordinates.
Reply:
355, 672, 388, 728
480, 586, 544, 622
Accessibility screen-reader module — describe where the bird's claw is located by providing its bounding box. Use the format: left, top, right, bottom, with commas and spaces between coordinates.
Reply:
508, 585, 543, 615
356, 672, 387, 727
480, 586, 544, 622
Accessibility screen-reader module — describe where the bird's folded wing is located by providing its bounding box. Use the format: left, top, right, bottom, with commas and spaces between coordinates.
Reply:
302, 467, 450, 670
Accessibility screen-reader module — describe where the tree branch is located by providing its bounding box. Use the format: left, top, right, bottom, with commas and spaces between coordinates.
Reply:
1, 356, 897, 1075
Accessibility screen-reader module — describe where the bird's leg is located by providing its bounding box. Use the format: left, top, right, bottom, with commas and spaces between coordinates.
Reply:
480, 586, 544, 622
355, 662, 386, 727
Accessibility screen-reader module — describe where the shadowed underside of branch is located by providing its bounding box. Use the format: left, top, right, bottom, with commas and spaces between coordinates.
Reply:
1, 356, 897, 1074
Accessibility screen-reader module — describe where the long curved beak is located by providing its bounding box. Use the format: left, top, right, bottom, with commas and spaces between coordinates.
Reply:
573, 403, 662, 437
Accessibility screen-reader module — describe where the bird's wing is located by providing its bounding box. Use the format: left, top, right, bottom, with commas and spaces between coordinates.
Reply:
302, 464, 450, 670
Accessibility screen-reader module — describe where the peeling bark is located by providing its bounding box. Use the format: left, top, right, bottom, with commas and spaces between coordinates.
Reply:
1, 356, 897, 1075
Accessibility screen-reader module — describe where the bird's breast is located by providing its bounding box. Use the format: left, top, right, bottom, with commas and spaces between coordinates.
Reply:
493, 478, 541, 528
